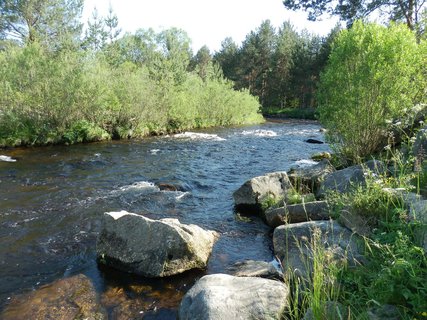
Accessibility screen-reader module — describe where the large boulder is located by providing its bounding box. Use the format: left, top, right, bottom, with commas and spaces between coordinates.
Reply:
317, 160, 386, 198
265, 201, 330, 227
1, 274, 106, 320
97, 211, 218, 277
288, 159, 335, 194
178, 274, 289, 320
229, 260, 284, 281
273, 220, 363, 278
233, 172, 292, 214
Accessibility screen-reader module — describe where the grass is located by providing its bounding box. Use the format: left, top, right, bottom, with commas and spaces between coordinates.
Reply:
284, 227, 347, 320
283, 144, 427, 319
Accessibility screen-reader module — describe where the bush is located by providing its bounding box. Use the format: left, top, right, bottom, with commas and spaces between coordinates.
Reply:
318, 21, 426, 163
0, 43, 263, 147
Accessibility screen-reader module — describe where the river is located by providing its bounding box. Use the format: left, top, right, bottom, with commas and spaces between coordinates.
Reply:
0, 120, 330, 319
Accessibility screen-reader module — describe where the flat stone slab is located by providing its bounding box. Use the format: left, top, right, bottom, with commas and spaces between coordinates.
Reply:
265, 201, 330, 227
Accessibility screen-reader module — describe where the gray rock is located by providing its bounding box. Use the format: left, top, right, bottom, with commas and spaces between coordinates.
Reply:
366, 304, 402, 320
97, 211, 218, 277
229, 260, 284, 281
317, 160, 386, 198
413, 125, 427, 162
1, 274, 106, 320
288, 159, 335, 194
178, 274, 289, 320
382, 189, 427, 253
265, 201, 330, 227
303, 301, 349, 320
233, 172, 292, 213
407, 199, 427, 253
273, 220, 363, 278
338, 208, 376, 237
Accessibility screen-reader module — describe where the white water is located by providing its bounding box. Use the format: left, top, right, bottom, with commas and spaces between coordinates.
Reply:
0, 155, 17, 162
240, 129, 278, 137
172, 132, 226, 141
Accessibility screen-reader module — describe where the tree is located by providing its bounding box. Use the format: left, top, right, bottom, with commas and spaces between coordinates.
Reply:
190, 45, 212, 81
213, 37, 239, 82
268, 21, 298, 108
318, 21, 426, 162
82, 7, 107, 51
239, 20, 276, 106
0, 0, 83, 47
151, 28, 192, 86
283, 0, 426, 31
104, 5, 120, 43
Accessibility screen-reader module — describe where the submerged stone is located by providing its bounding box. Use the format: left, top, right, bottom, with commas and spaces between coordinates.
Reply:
1, 274, 106, 320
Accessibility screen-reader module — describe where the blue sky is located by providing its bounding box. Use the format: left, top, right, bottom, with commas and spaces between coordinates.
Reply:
82, 0, 340, 52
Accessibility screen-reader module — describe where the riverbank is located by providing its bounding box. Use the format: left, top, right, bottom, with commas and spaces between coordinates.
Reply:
263, 107, 317, 120
0, 43, 263, 149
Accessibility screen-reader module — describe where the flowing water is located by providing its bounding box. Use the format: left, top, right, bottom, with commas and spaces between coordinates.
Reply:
0, 120, 330, 319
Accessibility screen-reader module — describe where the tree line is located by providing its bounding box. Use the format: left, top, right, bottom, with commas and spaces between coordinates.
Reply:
213, 20, 340, 110
0, 0, 262, 147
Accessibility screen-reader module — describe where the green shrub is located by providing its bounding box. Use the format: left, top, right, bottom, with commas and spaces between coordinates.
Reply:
318, 21, 426, 163
0, 42, 263, 147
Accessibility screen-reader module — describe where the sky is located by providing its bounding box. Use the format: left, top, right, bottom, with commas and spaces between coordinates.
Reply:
82, 0, 341, 53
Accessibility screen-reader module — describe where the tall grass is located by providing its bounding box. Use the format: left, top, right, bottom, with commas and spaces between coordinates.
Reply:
285, 227, 346, 320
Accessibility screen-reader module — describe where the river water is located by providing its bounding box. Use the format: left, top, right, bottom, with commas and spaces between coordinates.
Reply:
0, 120, 329, 319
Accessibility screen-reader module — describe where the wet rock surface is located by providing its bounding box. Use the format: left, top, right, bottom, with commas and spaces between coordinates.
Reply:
97, 211, 218, 277
1, 274, 106, 320
233, 172, 292, 214
228, 259, 284, 281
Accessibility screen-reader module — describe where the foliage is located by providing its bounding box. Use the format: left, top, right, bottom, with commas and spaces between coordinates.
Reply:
0, 0, 84, 49
286, 228, 343, 320
263, 107, 317, 120
0, 35, 262, 147
214, 21, 340, 111
282, 0, 426, 32
318, 21, 426, 163
324, 153, 427, 318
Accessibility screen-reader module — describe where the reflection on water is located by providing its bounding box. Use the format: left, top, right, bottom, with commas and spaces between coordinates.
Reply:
0, 121, 329, 318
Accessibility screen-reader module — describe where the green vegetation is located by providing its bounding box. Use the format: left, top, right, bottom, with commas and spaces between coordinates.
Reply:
214, 21, 341, 113
286, 228, 343, 320
282, 0, 426, 33
263, 107, 317, 120
318, 21, 427, 163
0, 3, 263, 147
289, 19, 427, 320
